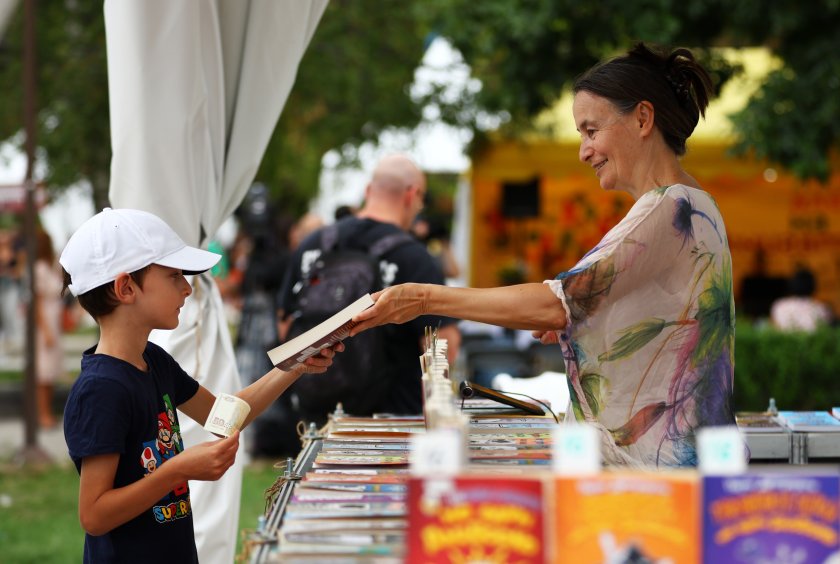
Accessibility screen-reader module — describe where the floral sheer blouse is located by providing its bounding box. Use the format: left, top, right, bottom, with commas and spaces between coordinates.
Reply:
546, 184, 737, 468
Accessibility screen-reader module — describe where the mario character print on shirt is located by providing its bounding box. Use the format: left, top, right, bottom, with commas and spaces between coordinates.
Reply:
140, 393, 191, 523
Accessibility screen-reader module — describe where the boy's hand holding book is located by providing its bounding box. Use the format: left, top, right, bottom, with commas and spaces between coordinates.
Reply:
293, 342, 344, 374
268, 294, 365, 371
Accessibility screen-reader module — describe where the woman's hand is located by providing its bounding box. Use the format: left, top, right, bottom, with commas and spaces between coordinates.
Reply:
532, 329, 560, 345
350, 283, 428, 336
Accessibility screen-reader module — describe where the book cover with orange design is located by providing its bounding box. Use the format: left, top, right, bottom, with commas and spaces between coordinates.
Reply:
553, 473, 700, 563
407, 476, 546, 563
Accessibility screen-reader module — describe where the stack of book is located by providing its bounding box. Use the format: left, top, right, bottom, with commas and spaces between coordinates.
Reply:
274, 400, 554, 560
275, 416, 418, 560
736, 409, 840, 433
466, 408, 554, 466
735, 411, 785, 433
775, 410, 840, 432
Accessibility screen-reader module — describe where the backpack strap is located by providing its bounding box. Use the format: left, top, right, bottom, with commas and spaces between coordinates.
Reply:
320, 220, 414, 257
319, 223, 340, 252
368, 231, 415, 259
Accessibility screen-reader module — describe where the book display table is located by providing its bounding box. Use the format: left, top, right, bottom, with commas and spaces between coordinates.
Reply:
792, 431, 840, 463
249, 400, 554, 562
744, 429, 840, 464
247, 411, 840, 563
251, 428, 325, 563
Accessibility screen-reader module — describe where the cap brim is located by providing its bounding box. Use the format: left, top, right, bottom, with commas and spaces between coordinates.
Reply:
156, 245, 222, 275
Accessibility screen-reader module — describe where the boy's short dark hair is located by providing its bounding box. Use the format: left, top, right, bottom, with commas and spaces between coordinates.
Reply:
63, 266, 150, 319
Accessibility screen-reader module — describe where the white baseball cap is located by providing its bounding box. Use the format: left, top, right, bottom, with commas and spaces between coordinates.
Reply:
60, 208, 222, 296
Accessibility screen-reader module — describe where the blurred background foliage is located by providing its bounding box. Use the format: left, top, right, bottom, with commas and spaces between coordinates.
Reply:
0, 1, 109, 208
0, 1, 838, 215
733, 324, 840, 412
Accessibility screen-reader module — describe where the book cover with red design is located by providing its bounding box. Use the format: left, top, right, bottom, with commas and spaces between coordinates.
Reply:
407, 475, 546, 563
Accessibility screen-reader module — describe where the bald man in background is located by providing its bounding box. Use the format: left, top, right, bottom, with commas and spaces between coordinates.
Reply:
276, 155, 460, 428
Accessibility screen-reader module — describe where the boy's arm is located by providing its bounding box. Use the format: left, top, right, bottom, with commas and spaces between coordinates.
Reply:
236, 345, 342, 428
78, 434, 239, 536
179, 346, 340, 430
180, 367, 306, 430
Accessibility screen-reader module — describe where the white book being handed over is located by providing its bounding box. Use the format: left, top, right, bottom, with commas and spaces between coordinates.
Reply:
268, 293, 374, 371
204, 393, 251, 437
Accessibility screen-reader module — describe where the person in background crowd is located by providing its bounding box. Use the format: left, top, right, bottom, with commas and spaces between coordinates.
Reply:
278, 154, 461, 426
738, 246, 787, 322
0, 224, 24, 356
334, 204, 356, 221
288, 212, 324, 252
353, 44, 738, 469
34, 225, 64, 428
234, 184, 293, 388
770, 267, 833, 332
232, 185, 296, 457
411, 212, 460, 280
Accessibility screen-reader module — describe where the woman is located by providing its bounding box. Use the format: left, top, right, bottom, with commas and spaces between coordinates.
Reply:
770, 267, 833, 332
34, 225, 64, 428
352, 43, 737, 468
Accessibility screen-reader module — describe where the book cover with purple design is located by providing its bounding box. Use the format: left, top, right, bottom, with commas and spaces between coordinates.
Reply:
703, 474, 840, 563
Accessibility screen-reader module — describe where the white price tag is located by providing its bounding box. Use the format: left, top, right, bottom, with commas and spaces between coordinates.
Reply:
410, 428, 463, 477
552, 423, 601, 475
697, 426, 747, 475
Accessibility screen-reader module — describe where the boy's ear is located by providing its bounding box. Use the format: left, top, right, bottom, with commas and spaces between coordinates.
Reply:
113, 273, 137, 303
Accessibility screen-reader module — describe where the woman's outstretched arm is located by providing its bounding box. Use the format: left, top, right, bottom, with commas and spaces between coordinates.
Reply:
351, 282, 566, 335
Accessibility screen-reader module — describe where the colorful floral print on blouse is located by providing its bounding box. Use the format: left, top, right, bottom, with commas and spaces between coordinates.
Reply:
545, 184, 737, 468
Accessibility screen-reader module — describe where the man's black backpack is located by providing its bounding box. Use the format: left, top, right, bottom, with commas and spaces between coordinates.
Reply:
284, 222, 414, 421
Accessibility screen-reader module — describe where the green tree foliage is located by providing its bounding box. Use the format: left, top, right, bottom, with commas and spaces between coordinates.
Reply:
255, 0, 431, 216
725, 2, 840, 181
0, 1, 110, 209
734, 324, 840, 412
1, 0, 837, 216
420, 0, 840, 180
0, 1, 434, 217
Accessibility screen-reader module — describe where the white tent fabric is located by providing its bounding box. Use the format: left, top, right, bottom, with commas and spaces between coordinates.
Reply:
104, 1, 327, 562
0, 0, 18, 41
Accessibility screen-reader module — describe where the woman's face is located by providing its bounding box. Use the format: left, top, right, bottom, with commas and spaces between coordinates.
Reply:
573, 91, 639, 193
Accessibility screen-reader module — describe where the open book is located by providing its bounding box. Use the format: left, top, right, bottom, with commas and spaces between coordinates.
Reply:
268, 293, 374, 371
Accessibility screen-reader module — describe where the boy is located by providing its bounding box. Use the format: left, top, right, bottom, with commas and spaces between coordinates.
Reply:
60, 208, 338, 562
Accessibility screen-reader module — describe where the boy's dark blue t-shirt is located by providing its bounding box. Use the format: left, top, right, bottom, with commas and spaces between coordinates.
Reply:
64, 342, 200, 563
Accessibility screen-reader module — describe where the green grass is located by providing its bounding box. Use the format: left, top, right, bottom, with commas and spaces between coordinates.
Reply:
0, 371, 21, 382
0, 462, 83, 563
0, 460, 282, 562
